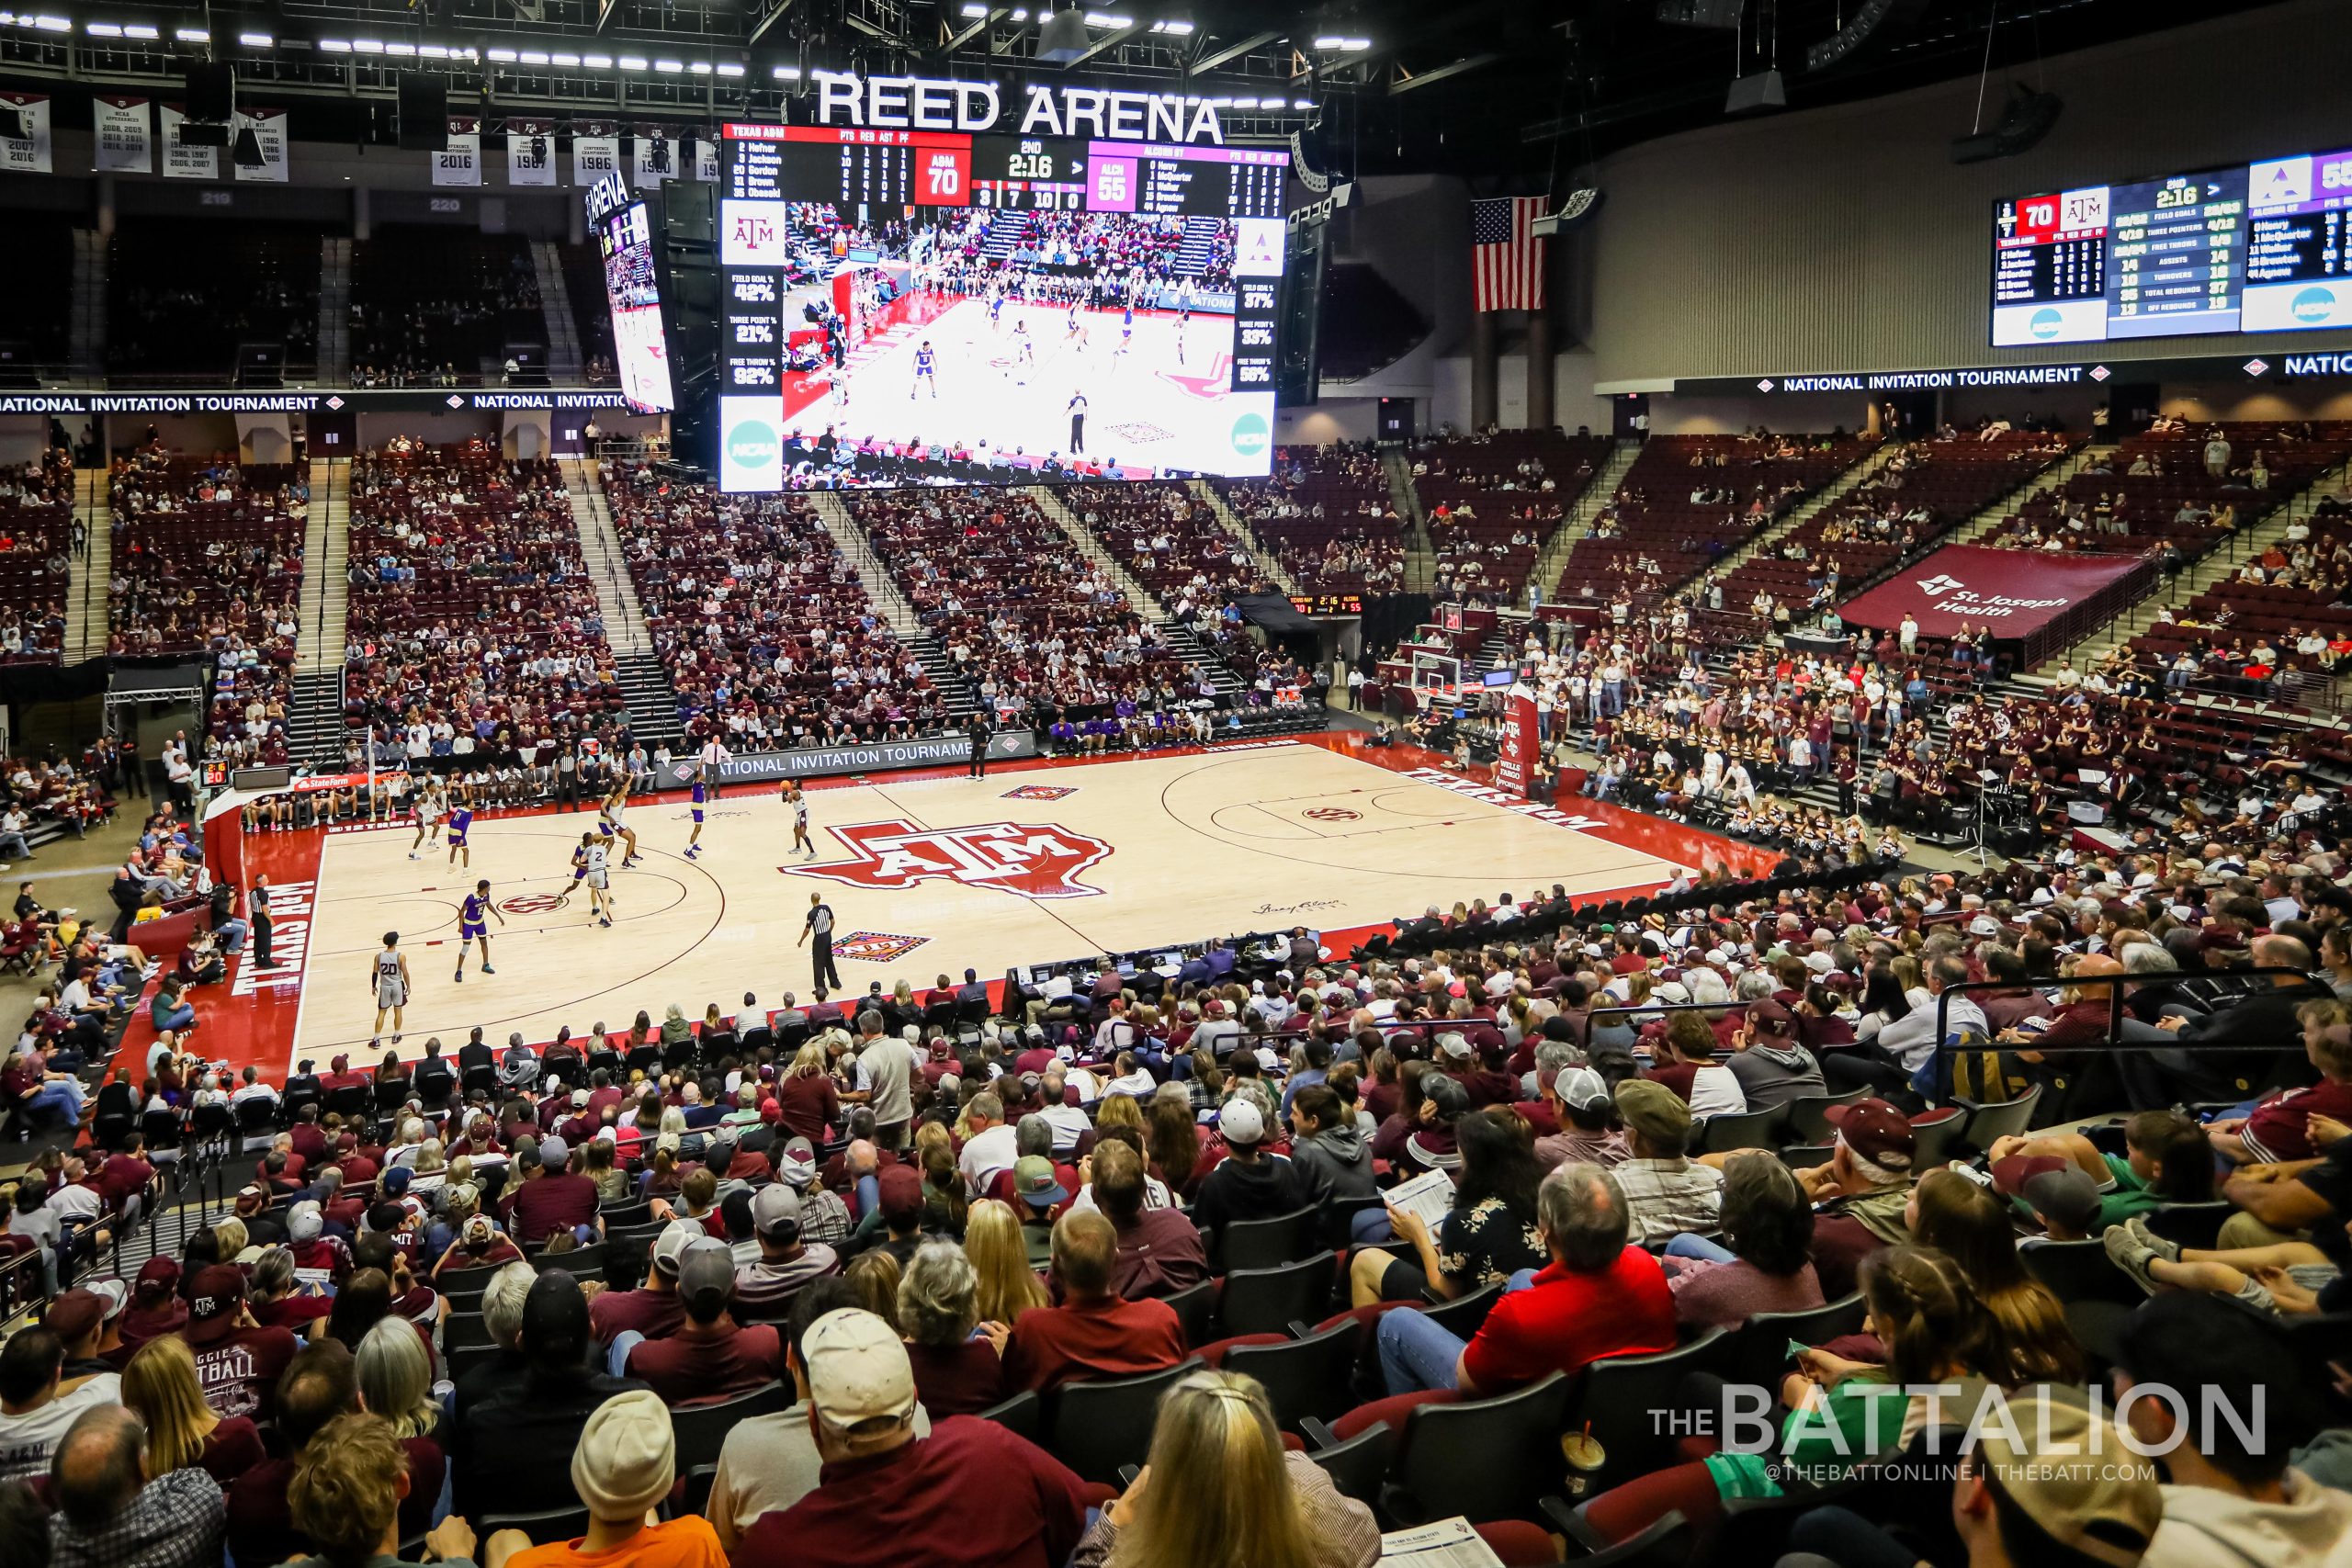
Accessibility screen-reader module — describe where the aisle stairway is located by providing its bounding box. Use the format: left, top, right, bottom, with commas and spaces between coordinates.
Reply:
1384, 447, 1438, 594
315, 238, 352, 386
1187, 478, 1300, 593
295, 457, 348, 674
560, 459, 651, 655
1524, 439, 1640, 604
532, 242, 584, 384
69, 229, 105, 381
1025, 486, 1244, 702
803, 492, 978, 722
63, 468, 108, 662
1173, 216, 1225, 277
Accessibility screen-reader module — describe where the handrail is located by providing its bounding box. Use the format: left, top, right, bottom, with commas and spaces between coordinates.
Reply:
1928, 964, 2325, 1085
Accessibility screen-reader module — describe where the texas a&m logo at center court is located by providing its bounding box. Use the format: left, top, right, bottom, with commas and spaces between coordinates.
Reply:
795, 818, 1112, 900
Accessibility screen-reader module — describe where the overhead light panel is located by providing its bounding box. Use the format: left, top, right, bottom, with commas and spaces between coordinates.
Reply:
175, 27, 209, 41
386, 41, 416, 55
1150, 19, 1193, 33
31, 14, 68, 30
122, 22, 158, 38
582, 51, 612, 66
419, 44, 448, 58
1084, 11, 1133, 24
688, 60, 711, 73
85, 20, 121, 35
239, 31, 272, 47
1292, 97, 1312, 108
353, 38, 384, 53
1313, 35, 1369, 50
959, 2, 989, 14
320, 38, 352, 51
617, 54, 648, 69
487, 46, 518, 61
715, 62, 743, 76
653, 58, 683, 72
772, 63, 799, 78
552, 51, 580, 65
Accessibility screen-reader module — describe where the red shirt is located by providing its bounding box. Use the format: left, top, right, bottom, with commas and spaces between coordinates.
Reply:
906, 1338, 1009, 1418
98, 1154, 154, 1206
622, 1319, 784, 1404
589, 1286, 685, 1344
192, 1323, 301, 1423
1459, 1247, 1677, 1394
736, 1417, 1087, 1568
1003, 1294, 1186, 1395
501, 1170, 599, 1244
776, 1074, 839, 1143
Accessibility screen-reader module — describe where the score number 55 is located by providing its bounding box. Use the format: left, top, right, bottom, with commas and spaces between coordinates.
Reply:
920, 149, 971, 207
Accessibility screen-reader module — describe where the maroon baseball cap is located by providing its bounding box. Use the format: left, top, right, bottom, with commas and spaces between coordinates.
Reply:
877, 1164, 923, 1224
1823, 1099, 1917, 1166
1745, 998, 1797, 1041
1989, 1154, 2070, 1199
185, 1265, 247, 1346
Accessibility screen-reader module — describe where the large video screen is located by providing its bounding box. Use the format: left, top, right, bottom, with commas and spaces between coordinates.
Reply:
596, 195, 675, 413
1992, 144, 2352, 345
717, 123, 1285, 491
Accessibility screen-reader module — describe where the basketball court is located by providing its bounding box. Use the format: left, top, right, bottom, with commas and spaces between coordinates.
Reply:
198, 735, 1767, 1077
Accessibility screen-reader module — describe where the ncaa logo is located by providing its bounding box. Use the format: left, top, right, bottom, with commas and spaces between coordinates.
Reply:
2029, 308, 2064, 341
2291, 287, 2338, 325
1229, 411, 1271, 458
727, 421, 779, 466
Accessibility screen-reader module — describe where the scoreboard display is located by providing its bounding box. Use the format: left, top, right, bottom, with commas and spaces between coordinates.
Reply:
717, 122, 1287, 492
1992, 142, 2352, 344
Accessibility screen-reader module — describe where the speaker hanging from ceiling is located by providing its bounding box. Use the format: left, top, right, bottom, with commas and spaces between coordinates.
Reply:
185, 62, 235, 120
397, 73, 449, 151
1804, 0, 1926, 73
1951, 85, 2064, 164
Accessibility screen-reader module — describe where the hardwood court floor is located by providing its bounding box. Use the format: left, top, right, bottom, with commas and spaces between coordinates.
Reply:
228, 734, 1756, 1073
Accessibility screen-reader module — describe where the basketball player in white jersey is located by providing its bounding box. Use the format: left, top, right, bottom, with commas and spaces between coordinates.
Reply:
599, 782, 640, 867
583, 833, 614, 927
784, 781, 814, 857
369, 930, 412, 1047
407, 781, 443, 860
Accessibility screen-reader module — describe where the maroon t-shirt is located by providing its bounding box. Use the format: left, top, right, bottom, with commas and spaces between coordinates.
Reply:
905, 1337, 1009, 1418
502, 1170, 599, 1244
623, 1321, 785, 1404
192, 1323, 300, 1423
589, 1286, 685, 1344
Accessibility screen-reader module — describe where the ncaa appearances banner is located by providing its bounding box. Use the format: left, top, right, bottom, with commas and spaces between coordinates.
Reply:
572, 128, 621, 188
158, 103, 219, 180
0, 93, 52, 175
656, 729, 1038, 789
1836, 544, 2146, 639
506, 118, 557, 186
233, 108, 290, 183
435, 118, 482, 186
94, 96, 152, 173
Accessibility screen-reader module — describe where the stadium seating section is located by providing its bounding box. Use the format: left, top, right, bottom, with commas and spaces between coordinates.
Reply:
349, 227, 545, 387
107, 217, 322, 381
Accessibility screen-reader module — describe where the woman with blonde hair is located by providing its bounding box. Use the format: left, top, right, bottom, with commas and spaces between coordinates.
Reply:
1073, 1370, 1376, 1568
356, 1314, 444, 1444
122, 1333, 265, 1483
965, 1199, 1048, 1325
777, 1037, 840, 1143
1095, 1093, 1146, 1138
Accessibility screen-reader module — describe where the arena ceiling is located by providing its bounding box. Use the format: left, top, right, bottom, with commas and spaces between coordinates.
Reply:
0, 0, 2297, 183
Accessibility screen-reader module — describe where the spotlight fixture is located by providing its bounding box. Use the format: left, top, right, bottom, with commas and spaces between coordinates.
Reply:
1035, 5, 1091, 62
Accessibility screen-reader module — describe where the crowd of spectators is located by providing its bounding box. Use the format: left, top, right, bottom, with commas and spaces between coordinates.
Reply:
848, 487, 1213, 724
339, 442, 627, 763
106, 444, 309, 767
604, 461, 952, 750
0, 448, 76, 663
1415, 428, 1613, 604
1216, 445, 1409, 597
1062, 483, 1263, 614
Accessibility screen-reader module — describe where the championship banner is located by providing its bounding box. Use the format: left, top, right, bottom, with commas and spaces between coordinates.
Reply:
1835, 544, 2148, 640
433, 117, 481, 186
506, 118, 557, 186
232, 107, 289, 183
571, 127, 620, 187
0, 93, 52, 175
1496, 689, 1538, 798
158, 103, 220, 180
93, 96, 152, 173
631, 125, 679, 186
695, 136, 718, 182
656, 730, 1039, 789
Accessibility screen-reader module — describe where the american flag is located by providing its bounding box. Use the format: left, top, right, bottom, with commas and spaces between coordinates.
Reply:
1472, 196, 1548, 313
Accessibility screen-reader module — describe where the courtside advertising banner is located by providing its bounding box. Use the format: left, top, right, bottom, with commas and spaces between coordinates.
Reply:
658, 730, 1039, 788
233, 107, 290, 183
1835, 544, 2146, 639
0, 93, 52, 174
158, 103, 220, 179
93, 96, 152, 173
1497, 690, 1538, 797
